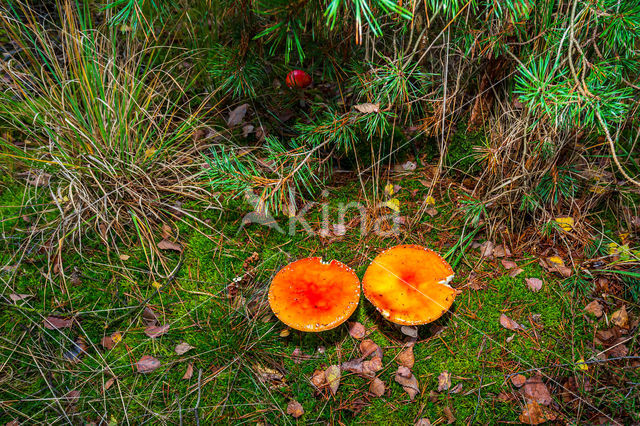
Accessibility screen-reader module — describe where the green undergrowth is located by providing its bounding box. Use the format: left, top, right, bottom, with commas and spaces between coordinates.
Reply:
0, 176, 627, 424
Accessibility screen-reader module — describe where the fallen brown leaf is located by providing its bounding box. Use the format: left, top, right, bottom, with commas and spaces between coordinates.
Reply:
499, 313, 523, 331
144, 324, 170, 338
395, 366, 419, 400
157, 239, 182, 252
479, 241, 494, 257
175, 342, 194, 355
437, 371, 451, 392
501, 260, 517, 269
509, 268, 524, 277
415, 419, 431, 426
291, 347, 312, 363
583, 300, 604, 318
182, 362, 194, 380
370, 377, 386, 397
519, 400, 556, 424
104, 377, 116, 391
342, 356, 382, 378
136, 355, 161, 373
354, 103, 380, 113
493, 245, 511, 258
360, 339, 383, 359
525, 278, 543, 292
348, 322, 366, 339
311, 369, 326, 389
397, 346, 415, 368
287, 399, 304, 418
522, 375, 552, 406
43, 316, 73, 330
142, 307, 159, 326
9, 293, 31, 302
611, 305, 628, 328
511, 374, 527, 388
443, 405, 456, 424
227, 103, 249, 127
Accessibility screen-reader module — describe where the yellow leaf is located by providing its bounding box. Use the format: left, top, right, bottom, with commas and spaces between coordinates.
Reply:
144, 147, 157, 159
589, 185, 606, 194
607, 242, 618, 255
384, 183, 394, 196
619, 233, 630, 243
547, 256, 564, 265
112, 333, 122, 343
576, 357, 588, 371
555, 216, 574, 231
425, 195, 436, 206
384, 198, 400, 212
152, 281, 162, 290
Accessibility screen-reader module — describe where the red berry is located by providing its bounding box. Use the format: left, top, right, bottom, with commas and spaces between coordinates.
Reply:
286, 70, 312, 89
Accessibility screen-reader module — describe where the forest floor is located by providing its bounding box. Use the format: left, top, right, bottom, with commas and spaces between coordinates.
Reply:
0, 166, 638, 425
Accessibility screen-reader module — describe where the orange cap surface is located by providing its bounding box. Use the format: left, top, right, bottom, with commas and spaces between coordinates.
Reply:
268, 257, 361, 332
362, 245, 455, 325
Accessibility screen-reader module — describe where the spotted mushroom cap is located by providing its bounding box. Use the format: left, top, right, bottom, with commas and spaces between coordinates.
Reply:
362, 244, 456, 325
268, 257, 361, 332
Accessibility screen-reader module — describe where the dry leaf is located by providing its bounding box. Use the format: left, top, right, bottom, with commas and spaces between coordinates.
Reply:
348, 322, 366, 339
175, 342, 194, 355
119, 254, 130, 261
509, 268, 524, 277
227, 103, 249, 127
501, 260, 517, 269
415, 419, 431, 426
255, 364, 284, 384
360, 339, 383, 359
555, 216, 574, 231
311, 369, 326, 389
325, 365, 341, 395
583, 300, 603, 318
142, 307, 159, 326
9, 293, 31, 302
443, 405, 456, 424
450, 383, 463, 394
43, 316, 73, 330
101, 332, 122, 350
400, 325, 418, 338
397, 346, 415, 368
611, 305, 628, 328
182, 362, 194, 380
425, 207, 438, 217
402, 161, 417, 171
510, 374, 527, 388
104, 377, 116, 391
395, 366, 419, 400
519, 401, 556, 425
479, 241, 494, 258
354, 103, 380, 113
437, 371, 451, 392
370, 377, 386, 397
525, 278, 543, 292
287, 400, 304, 418
136, 355, 161, 373
157, 239, 182, 252
493, 245, 510, 258
342, 356, 382, 378
144, 324, 170, 338
522, 375, 552, 406
499, 313, 523, 331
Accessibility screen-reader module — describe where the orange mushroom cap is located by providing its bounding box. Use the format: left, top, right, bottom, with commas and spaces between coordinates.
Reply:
362, 244, 456, 325
268, 257, 361, 332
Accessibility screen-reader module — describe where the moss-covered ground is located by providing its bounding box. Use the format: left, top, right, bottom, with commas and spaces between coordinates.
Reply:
0, 172, 637, 425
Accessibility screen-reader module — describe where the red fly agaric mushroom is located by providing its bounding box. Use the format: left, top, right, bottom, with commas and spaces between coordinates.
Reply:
362, 245, 456, 325
268, 257, 360, 332
285, 70, 312, 89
